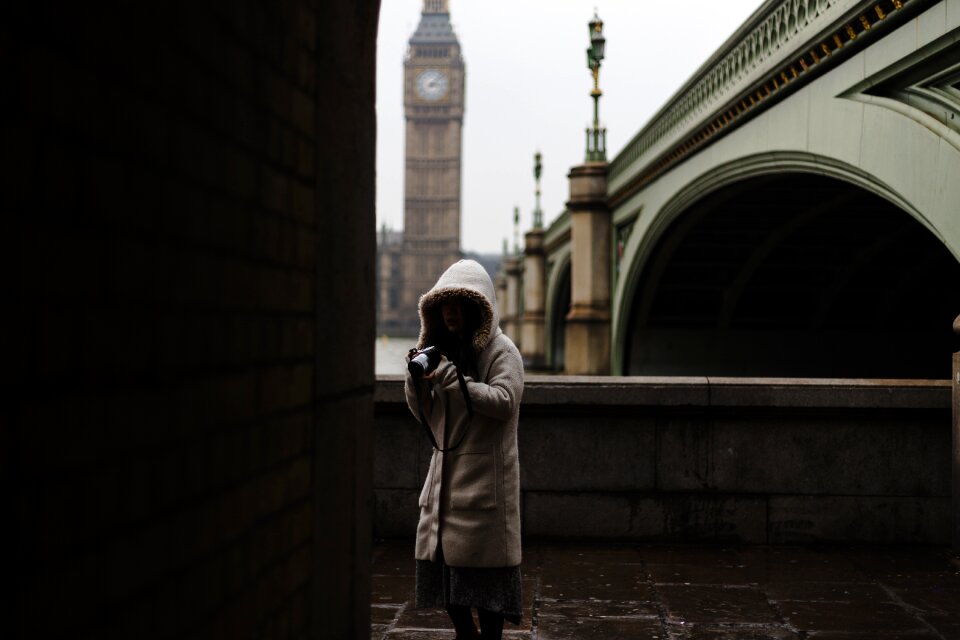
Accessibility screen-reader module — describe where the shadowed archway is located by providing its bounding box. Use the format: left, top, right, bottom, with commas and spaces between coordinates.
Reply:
623, 173, 960, 378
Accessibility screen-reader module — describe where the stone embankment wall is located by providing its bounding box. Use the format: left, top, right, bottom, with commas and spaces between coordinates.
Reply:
375, 376, 951, 544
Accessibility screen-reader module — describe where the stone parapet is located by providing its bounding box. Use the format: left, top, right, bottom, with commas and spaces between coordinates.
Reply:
375, 375, 952, 544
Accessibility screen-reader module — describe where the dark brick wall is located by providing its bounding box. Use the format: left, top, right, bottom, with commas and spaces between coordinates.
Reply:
7, 1, 378, 638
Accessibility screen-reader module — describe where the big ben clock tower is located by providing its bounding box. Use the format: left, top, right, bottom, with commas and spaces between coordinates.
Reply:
398, 0, 466, 331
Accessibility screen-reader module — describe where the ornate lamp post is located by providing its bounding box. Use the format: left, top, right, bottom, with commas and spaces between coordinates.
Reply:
563, 9, 612, 374
520, 150, 547, 369
513, 206, 521, 255
533, 151, 543, 229
585, 10, 607, 162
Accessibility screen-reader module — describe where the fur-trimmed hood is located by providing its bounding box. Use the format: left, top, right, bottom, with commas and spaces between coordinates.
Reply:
416, 259, 501, 354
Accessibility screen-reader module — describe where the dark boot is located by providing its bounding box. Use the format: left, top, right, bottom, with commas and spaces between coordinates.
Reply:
446, 605, 479, 639
477, 608, 504, 640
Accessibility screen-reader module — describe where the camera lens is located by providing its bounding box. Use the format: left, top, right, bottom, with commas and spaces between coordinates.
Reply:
408, 353, 429, 376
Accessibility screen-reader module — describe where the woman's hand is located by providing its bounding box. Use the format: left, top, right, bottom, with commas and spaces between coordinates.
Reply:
422, 355, 446, 380
424, 355, 456, 387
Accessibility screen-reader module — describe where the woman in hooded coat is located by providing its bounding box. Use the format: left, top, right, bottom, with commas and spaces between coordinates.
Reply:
404, 259, 524, 640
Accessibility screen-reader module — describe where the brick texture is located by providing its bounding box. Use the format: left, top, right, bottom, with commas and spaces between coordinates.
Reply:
7, 1, 378, 638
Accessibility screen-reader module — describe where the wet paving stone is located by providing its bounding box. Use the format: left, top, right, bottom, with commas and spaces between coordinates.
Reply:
803, 633, 943, 639
536, 543, 646, 565
647, 561, 768, 586
658, 584, 780, 625
675, 625, 801, 639
764, 581, 891, 603
925, 619, 960, 639
537, 615, 664, 639
540, 562, 652, 601
384, 631, 458, 639
844, 547, 959, 572
872, 569, 960, 589
737, 548, 868, 584
781, 600, 930, 634
373, 540, 418, 576
637, 545, 742, 565
371, 605, 404, 625
890, 585, 960, 616
372, 575, 416, 605
393, 605, 454, 630
536, 598, 661, 619
384, 628, 533, 639
372, 541, 960, 639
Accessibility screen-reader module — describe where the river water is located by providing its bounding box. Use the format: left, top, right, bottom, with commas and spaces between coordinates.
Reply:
375, 335, 419, 375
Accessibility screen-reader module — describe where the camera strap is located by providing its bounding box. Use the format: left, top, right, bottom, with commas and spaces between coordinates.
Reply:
414, 364, 473, 452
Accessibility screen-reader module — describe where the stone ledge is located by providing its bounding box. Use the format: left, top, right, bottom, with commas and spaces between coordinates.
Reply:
375, 375, 950, 409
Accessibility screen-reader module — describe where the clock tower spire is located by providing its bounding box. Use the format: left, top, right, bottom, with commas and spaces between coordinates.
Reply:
423, 0, 449, 13
384, 0, 465, 334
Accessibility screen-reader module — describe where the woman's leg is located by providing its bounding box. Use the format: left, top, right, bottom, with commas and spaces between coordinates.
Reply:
446, 605, 479, 639
477, 608, 504, 640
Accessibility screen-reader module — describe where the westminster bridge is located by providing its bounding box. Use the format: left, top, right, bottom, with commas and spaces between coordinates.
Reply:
500, 0, 960, 380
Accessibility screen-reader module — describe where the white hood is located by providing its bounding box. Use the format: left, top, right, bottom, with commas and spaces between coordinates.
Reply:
416, 259, 501, 353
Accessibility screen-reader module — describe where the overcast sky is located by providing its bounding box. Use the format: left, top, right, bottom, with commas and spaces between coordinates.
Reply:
376, 0, 764, 255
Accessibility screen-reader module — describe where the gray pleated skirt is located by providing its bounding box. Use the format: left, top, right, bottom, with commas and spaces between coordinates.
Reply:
415, 544, 522, 625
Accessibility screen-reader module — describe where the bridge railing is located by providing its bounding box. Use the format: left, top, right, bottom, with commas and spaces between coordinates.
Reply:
606, 0, 931, 200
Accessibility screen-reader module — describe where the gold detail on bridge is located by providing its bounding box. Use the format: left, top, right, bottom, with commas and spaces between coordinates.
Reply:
874, 5, 886, 19
810, 49, 820, 64
846, 24, 857, 40
821, 43, 832, 57
833, 34, 844, 49
860, 15, 872, 30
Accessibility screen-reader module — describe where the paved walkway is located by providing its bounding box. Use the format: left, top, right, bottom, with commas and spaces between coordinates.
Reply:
372, 540, 960, 639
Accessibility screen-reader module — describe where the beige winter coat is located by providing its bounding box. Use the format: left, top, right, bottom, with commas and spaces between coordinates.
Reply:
404, 259, 524, 568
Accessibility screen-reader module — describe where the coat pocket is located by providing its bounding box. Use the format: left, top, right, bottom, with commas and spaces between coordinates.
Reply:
449, 451, 496, 511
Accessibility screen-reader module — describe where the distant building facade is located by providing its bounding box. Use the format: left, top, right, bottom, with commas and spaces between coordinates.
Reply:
377, 0, 465, 336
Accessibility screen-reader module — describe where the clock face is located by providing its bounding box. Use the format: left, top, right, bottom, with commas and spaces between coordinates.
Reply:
416, 69, 448, 101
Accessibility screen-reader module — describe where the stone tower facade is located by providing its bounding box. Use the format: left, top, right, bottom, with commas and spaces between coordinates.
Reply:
378, 0, 465, 336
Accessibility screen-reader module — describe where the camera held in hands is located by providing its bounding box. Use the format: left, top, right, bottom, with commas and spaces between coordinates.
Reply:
408, 346, 442, 378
